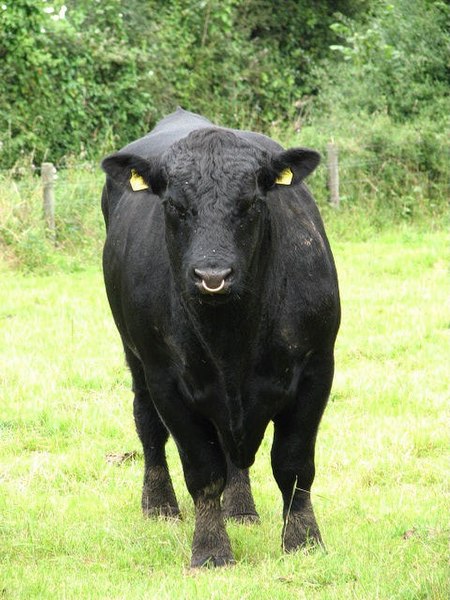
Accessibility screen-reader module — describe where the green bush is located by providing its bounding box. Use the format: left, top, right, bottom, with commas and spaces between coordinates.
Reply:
319, 0, 450, 122
0, 0, 372, 167
0, 0, 155, 168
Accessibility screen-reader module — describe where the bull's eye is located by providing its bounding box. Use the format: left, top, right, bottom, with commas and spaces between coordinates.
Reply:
237, 197, 259, 215
165, 197, 188, 218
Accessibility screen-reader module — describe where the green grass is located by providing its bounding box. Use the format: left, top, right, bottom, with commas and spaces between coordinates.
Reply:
0, 229, 448, 599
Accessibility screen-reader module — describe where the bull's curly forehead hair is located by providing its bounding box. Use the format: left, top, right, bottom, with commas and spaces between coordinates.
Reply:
161, 128, 272, 184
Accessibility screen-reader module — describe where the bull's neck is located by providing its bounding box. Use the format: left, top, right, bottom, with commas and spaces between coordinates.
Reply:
180, 219, 272, 370
202, 299, 257, 339
182, 270, 268, 381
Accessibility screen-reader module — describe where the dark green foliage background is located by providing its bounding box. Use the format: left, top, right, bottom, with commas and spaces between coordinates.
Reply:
1, 0, 448, 169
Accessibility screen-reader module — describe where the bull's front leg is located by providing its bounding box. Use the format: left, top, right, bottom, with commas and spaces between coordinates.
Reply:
190, 477, 234, 567
271, 353, 334, 552
180, 423, 234, 567
149, 380, 234, 567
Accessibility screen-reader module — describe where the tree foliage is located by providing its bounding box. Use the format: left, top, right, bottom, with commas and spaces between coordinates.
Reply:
326, 0, 450, 120
0, 0, 448, 167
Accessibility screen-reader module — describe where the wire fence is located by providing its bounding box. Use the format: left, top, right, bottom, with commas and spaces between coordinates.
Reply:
0, 157, 404, 173
1, 143, 446, 242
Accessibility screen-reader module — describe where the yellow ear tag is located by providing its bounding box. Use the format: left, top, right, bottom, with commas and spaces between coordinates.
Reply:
130, 169, 149, 191
275, 167, 293, 185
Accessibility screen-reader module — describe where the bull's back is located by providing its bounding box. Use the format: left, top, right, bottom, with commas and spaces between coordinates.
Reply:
116, 108, 213, 160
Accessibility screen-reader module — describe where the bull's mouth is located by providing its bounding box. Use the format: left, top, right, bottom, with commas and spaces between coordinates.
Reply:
197, 278, 229, 295
194, 282, 233, 304
201, 279, 225, 293
192, 280, 235, 305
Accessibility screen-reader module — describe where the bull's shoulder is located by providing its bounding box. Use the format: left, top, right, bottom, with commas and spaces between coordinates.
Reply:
269, 184, 329, 251
101, 176, 128, 228
267, 184, 339, 314
103, 191, 172, 337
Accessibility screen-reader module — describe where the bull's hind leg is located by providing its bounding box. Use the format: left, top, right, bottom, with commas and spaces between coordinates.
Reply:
271, 352, 334, 552
222, 457, 259, 523
125, 348, 180, 518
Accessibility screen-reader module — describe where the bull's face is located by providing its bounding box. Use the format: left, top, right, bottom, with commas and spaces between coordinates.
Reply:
102, 129, 320, 305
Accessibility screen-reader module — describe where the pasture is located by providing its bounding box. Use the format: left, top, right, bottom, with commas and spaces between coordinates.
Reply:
0, 228, 448, 599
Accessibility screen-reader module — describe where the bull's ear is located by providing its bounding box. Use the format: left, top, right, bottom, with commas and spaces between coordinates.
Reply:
272, 148, 321, 186
101, 152, 166, 195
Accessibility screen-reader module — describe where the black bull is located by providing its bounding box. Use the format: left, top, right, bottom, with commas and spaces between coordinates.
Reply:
101, 109, 340, 567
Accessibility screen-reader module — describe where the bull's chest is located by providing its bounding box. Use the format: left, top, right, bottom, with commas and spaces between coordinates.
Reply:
177, 316, 308, 401
176, 341, 306, 466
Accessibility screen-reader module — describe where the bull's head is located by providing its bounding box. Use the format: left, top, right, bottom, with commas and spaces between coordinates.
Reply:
102, 129, 320, 305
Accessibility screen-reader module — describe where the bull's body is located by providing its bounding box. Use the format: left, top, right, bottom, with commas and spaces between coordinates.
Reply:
101, 108, 340, 567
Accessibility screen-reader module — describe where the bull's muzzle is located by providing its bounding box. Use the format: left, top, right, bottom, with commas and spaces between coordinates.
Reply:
194, 268, 232, 295
201, 279, 225, 293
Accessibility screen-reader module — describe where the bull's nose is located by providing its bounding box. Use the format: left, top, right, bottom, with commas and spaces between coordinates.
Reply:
194, 268, 232, 294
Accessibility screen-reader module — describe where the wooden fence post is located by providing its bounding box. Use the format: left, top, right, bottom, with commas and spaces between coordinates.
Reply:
42, 162, 56, 241
327, 142, 340, 207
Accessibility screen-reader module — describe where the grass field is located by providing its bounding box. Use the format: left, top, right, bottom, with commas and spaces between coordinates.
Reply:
0, 227, 448, 599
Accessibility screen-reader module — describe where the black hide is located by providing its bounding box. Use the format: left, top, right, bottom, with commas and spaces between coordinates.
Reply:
101, 108, 340, 567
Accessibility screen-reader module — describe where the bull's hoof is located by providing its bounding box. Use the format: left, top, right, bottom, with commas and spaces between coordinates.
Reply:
282, 510, 324, 553
224, 511, 260, 524
142, 503, 181, 520
190, 553, 236, 568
